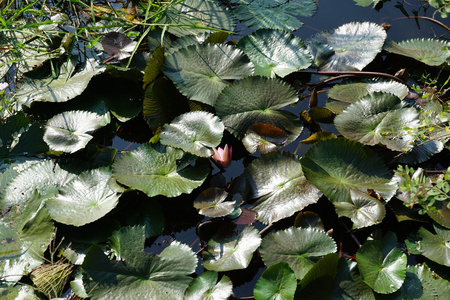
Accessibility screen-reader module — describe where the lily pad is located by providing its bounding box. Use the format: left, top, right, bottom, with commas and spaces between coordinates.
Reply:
215, 76, 302, 142
415, 223, 450, 267
43, 110, 111, 154
185, 271, 233, 300
194, 187, 235, 218
238, 29, 312, 78
328, 80, 409, 103
384, 38, 450, 66
232, 0, 317, 31
254, 262, 297, 300
242, 123, 288, 154
244, 151, 321, 224
259, 227, 337, 280
163, 43, 254, 105
307, 22, 387, 71
160, 111, 224, 157
301, 138, 396, 228
334, 92, 419, 152
45, 168, 123, 226
112, 143, 210, 198
203, 226, 261, 272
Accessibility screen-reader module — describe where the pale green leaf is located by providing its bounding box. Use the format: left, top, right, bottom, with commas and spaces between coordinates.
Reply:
185, 271, 233, 300
194, 187, 235, 218
384, 39, 450, 66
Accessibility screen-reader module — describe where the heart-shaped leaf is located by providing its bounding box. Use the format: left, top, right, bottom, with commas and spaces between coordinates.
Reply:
242, 123, 288, 154
194, 187, 235, 218
185, 271, 233, 300
254, 262, 297, 300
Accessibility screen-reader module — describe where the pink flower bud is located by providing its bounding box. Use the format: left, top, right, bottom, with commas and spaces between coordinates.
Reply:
211, 144, 232, 168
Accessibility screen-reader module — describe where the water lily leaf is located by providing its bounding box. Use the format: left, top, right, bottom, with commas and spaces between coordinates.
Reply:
328, 80, 409, 104
238, 29, 312, 78
242, 123, 288, 154
44, 110, 111, 154
332, 258, 375, 299
215, 76, 302, 142
232, 0, 317, 31
160, 111, 224, 157
394, 140, 444, 165
163, 43, 253, 105
294, 211, 325, 231
356, 240, 407, 294
45, 168, 123, 226
244, 151, 321, 224
415, 223, 450, 267
81, 226, 197, 300
384, 39, 450, 66
0, 284, 39, 300
203, 226, 261, 272
308, 106, 336, 123
185, 271, 233, 300
334, 92, 419, 152
143, 46, 165, 89
0, 223, 22, 260
301, 138, 396, 228
354, 0, 381, 7
101, 32, 137, 60
307, 22, 387, 71
0, 160, 76, 209
254, 262, 297, 300
259, 227, 337, 280
17, 58, 105, 106
301, 132, 337, 144
194, 187, 235, 218
156, 0, 236, 37
112, 143, 209, 198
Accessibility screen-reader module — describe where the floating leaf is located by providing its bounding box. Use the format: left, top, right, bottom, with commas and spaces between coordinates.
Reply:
81, 226, 197, 300
301, 132, 337, 144
308, 106, 336, 123
160, 111, 224, 157
259, 227, 337, 280
112, 143, 209, 198
244, 151, 321, 224
143, 46, 165, 89
44, 110, 111, 154
301, 138, 396, 228
185, 271, 233, 300
328, 80, 409, 103
163, 43, 253, 105
203, 226, 261, 272
356, 239, 407, 294
242, 123, 288, 154
238, 29, 312, 78
215, 76, 302, 142
45, 168, 123, 226
254, 262, 297, 300
307, 22, 387, 71
384, 38, 450, 66
334, 92, 419, 152
101, 32, 137, 60
232, 0, 317, 31
194, 187, 235, 218
332, 258, 375, 299
415, 223, 450, 267
294, 211, 325, 231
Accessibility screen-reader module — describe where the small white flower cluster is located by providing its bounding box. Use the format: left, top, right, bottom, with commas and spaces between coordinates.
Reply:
0, 82, 8, 91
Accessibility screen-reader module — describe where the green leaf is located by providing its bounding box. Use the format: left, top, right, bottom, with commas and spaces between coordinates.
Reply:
301, 138, 396, 228
307, 22, 387, 71
259, 227, 337, 280
143, 46, 165, 89
160, 111, 224, 157
238, 29, 312, 78
384, 38, 450, 66
232, 0, 317, 31
17, 59, 105, 106
332, 258, 375, 299
203, 226, 261, 272
426, 200, 450, 229
254, 262, 297, 300
163, 43, 253, 105
242, 123, 289, 154
244, 151, 321, 224
43, 110, 111, 154
112, 143, 209, 198
416, 223, 450, 267
81, 227, 197, 300
356, 240, 407, 294
194, 187, 235, 218
185, 271, 233, 300
45, 168, 123, 226
215, 76, 302, 141
334, 92, 419, 152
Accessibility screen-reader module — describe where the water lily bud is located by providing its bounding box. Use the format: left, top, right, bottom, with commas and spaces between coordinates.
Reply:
212, 145, 232, 168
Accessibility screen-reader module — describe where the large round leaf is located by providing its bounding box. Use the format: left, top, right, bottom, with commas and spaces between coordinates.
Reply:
238, 29, 312, 78
44, 110, 111, 153
244, 151, 321, 224
45, 168, 123, 226
232, 0, 317, 31
415, 223, 450, 267
215, 76, 302, 141
259, 227, 337, 280
160, 111, 224, 157
334, 92, 419, 152
163, 43, 253, 105
356, 240, 407, 294
384, 38, 450, 66
254, 262, 297, 300
203, 226, 261, 272
301, 138, 396, 228
112, 143, 209, 198
185, 271, 233, 300
307, 22, 387, 71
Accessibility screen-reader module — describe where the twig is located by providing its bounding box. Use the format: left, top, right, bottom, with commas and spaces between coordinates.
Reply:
392, 16, 450, 32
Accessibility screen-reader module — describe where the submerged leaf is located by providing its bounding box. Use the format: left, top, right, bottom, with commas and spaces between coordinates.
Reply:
384, 38, 450, 66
